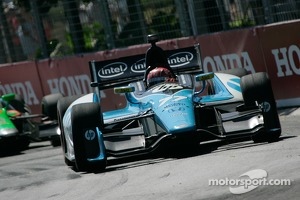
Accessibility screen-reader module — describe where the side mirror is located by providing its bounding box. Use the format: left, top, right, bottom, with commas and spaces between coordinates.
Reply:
1, 93, 15, 102
195, 72, 214, 82
114, 86, 135, 94
194, 72, 214, 96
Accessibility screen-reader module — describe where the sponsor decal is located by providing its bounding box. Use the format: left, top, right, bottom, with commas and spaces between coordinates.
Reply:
47, 75, 93, 96
162, 102, 187, 113
261, 101, 271, 112
171, 113, 188, 117
203, 52, 255, 74
163, 102, 186, 109
152, 84, 183, 93
85, 130, 96, 141
98, 62, 127, 78
0, 81, 39, 106
159, 96, 187, 107
167, 107, 186, 113
131, 58, 146, 73
168, 52, 194, 67
271, 44, 300, 77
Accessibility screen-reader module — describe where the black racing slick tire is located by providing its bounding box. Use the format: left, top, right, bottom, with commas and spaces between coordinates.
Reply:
42, 93, 64, 120
71, 103, 106, 172
57, 95, 83, 167
240, 72, 281, 142
219, 68, 248, 77
16, 138, 31, 151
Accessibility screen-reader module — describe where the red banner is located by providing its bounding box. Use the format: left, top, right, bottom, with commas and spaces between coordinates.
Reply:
257, 21, 300, 105
0, 61, 43, 113
196, 28, 266, 74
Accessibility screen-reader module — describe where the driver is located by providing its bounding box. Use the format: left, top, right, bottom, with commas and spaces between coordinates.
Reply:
147, 67, 176, 87
143, 34, 176, 87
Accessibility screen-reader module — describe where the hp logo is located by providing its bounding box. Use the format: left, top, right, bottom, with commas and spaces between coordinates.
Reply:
85, 130, 96, 141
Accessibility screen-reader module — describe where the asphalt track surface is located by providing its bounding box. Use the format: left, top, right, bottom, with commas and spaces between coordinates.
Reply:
0, 107, 299, 200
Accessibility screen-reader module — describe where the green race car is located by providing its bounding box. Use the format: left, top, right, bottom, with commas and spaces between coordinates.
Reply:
0, 93, 38, 151
0, 93, 62, 152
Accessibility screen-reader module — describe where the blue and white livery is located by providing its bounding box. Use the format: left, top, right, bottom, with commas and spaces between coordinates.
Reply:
57, 43, 281, 172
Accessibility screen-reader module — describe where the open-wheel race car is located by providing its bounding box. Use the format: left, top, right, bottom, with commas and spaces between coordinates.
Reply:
0, 91, 62, 152
57, 35, 281, 172
0, 93, 39, 151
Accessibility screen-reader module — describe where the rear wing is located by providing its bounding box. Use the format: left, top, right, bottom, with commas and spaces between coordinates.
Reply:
89, 44, 203, 89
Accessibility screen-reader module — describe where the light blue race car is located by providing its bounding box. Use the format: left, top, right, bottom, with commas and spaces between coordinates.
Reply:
57, 38, 281, 172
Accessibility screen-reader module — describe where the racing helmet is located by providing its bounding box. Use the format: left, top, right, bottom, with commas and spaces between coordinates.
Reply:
147, 67, 173, 87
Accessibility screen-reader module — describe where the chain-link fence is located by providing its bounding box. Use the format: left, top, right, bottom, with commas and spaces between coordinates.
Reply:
0, 0, 299, 64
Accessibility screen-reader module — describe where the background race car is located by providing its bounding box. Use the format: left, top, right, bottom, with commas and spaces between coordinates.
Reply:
58, 35, 281, 172
0, 92, 62, 152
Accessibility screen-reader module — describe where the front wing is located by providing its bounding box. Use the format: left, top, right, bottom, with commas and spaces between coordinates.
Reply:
61, 91, 268, 170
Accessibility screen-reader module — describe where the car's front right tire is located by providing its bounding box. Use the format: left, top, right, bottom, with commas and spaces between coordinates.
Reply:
71, 103, 106, 172
57, 95, 83, 167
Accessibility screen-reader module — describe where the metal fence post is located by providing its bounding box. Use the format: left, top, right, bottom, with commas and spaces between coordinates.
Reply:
262, 0, 273, 23
0, 0, 15, 62
134, 0, 147, 43
30, 0, 49, 58
187, 0, 198, 36
175, 0, 191, 37
98, 0, 115, 49
62, 0, 85, 54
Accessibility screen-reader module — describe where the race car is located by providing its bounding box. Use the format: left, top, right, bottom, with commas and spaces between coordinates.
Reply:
0, 92, 62, 152
0, 93, 39, 151
57, 36, 281, 172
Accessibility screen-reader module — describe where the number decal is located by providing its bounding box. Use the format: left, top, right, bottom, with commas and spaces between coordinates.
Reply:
159, 95, 187, 107
152, 83, 183, 93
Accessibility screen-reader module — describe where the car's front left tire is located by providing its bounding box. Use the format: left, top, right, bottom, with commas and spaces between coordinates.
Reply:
42, 93, 64, 120
240, 72, 281, 142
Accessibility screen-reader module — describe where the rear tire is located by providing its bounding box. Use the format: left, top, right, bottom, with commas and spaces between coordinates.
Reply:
51, 137, 61, 147
42, 93, 63, 120
57, 95, 83, 167
240, 72, 281, 142
71, 103, 106, 172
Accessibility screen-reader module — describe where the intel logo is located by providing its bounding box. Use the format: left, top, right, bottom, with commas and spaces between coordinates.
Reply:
168, 52, 193, 67
98, 62, 127, 78
131, 58, 146, 73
